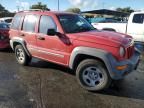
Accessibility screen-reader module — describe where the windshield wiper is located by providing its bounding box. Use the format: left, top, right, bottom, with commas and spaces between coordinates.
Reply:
79, 27, 94, 32
71, 27, 95, 33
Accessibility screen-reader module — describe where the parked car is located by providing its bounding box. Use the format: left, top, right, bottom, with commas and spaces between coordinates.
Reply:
0, 23, 10, 49
9, 10, 140, 91
97, 18, 118, 23
87, 17, 119, 23
91, 11, 144, 52
0, 17, 13, 24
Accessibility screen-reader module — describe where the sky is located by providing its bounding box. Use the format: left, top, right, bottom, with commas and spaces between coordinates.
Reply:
0, 0, 144, 12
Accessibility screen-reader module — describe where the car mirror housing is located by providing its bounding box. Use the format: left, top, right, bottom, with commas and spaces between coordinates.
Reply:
47, 29, 57, 36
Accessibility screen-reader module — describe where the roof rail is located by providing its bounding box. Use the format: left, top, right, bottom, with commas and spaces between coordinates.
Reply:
18, 9, 45, 13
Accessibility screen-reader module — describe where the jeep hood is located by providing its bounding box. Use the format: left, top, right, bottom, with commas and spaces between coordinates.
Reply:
67, 30, 132, 47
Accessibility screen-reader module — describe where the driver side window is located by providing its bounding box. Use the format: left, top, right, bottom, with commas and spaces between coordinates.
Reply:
39, 15, 57, 35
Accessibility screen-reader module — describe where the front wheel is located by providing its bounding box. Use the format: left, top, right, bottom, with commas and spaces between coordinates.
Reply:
15, 45, 31, 65
76, 59, 111, 91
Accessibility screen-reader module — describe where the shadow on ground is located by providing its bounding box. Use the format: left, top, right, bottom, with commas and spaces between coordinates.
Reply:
27, 57, 144, 101
0, 48, 13, 53
0, 50, 144, 108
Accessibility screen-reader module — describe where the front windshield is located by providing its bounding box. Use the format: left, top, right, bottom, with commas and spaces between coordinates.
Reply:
58, 14, 95, 33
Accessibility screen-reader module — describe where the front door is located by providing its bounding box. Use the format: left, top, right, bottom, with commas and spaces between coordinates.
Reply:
36, 15, 68, 65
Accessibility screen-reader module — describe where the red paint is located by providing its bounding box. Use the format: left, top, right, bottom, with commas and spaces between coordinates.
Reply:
10, 11, 134, 66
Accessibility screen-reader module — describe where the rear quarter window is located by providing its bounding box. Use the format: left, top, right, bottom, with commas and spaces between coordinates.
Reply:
11, 15, 22, 30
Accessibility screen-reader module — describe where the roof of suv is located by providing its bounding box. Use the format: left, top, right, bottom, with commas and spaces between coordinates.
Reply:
17, 10, 77, 16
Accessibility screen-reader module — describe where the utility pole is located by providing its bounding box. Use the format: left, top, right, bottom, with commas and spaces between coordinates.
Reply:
102, 2, 105, 9
58, 0, 59, 11
17, 6, 20, 12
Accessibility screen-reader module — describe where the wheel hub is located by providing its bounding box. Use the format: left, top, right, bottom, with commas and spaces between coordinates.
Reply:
16, 49, 24, 62
82, 66, 104, 87
88, 71, 98, 80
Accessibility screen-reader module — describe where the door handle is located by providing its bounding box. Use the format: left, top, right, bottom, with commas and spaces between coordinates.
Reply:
20, 34, 25, 37
37, 36, 45, 40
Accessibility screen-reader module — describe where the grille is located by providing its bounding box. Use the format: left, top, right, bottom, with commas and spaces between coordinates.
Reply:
126, 46, 134, 59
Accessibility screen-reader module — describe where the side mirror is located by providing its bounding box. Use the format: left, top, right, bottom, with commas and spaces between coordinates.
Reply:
47, 29, 57, 36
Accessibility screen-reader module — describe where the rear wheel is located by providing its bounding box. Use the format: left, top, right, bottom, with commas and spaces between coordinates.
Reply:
76, 59, 111, 91
15, 45, 31, 65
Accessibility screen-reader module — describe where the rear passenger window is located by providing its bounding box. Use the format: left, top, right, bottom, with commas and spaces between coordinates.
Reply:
22, 15, 38, 32
11, 15, 22, 30
39, 15, 57, 35
132, 14, 144, 24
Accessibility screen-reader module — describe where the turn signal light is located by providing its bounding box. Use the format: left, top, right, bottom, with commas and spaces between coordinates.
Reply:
116, 65, 128, 70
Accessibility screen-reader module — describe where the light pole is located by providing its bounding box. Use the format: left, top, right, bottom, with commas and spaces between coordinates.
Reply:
58, 0, 59, 11
102, 2, 105, 9
17, 6, 20, 12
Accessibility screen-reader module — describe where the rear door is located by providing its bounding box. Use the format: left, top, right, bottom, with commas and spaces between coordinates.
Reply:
36, 15, 68, 65
20, 14, 39, 56
127, 13, 144, 42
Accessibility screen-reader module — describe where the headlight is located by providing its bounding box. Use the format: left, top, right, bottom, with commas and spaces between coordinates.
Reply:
119, 47, 125, 57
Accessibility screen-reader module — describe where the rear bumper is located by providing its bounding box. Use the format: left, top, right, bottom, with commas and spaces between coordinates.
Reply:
108, 50, 140, 80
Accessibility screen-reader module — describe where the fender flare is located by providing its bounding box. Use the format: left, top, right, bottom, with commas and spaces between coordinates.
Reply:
69, 47, 112, 75
10, 37, 31, 56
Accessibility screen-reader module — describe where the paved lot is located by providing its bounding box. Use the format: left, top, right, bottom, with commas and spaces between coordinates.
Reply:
0, 50, 144, 108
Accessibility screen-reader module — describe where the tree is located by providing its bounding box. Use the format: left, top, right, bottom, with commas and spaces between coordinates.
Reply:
0, 4, 14, 17
66, 8, 81, 13
0, 4, 8, 12
116, 7, 134, 14
30, 2, 50, 11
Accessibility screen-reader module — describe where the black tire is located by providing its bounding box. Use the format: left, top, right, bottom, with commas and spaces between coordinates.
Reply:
76, 59, 112, 91
15, 45, 31, 65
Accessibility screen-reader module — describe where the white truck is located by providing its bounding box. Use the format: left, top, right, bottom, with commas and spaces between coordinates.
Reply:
92, 11, 144, 45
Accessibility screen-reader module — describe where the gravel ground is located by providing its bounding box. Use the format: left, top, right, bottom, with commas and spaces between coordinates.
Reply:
0, 50, 144, 108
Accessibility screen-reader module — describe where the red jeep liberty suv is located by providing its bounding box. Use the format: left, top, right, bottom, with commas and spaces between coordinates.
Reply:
9, 10, 140, 91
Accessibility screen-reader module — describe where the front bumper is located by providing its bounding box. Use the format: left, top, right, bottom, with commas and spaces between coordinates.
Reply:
107, 50, 140, 80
